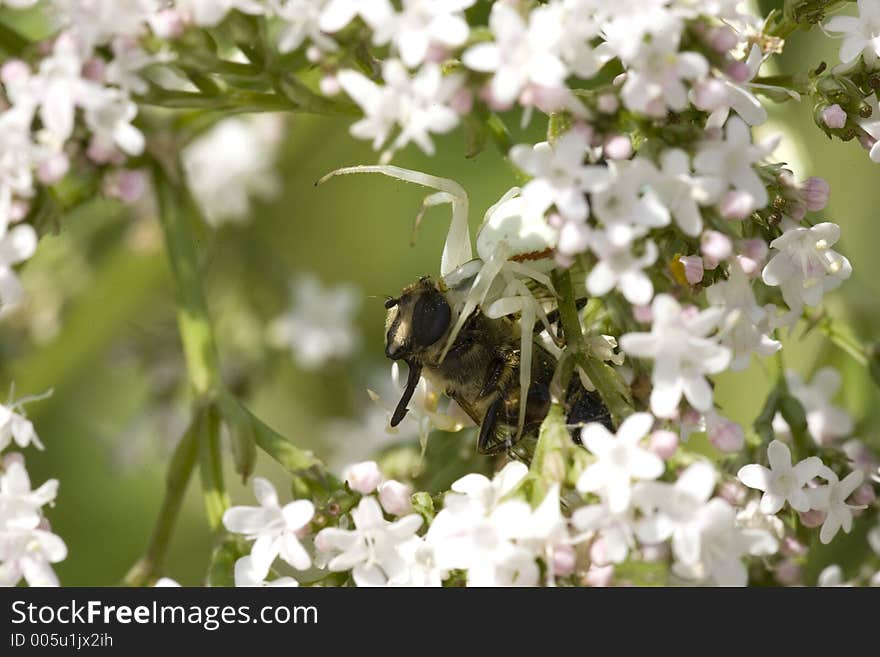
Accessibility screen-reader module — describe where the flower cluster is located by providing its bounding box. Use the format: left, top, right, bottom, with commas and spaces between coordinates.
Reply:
0, 392, 66, 587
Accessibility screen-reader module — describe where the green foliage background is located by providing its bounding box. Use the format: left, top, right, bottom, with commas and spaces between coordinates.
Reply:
1, 1, 877, 585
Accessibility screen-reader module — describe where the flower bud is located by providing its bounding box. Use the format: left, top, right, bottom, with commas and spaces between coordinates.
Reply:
584, 564, 614, 587
708, 26, 738, 53
708, 416, 744, 453
678, 255, 704, 285
345, 461, 382, 494
378, 479, 413, 516
603, 134, 632, 160
551, 544, 577, 577
37, 152, 70, 185
782, 536, 807, 557
149, 9, 185, 39
851, 483, 876, 506
718, 481, 746, 506
320, 75, 341, 97
821, 104, 847, 130
800, 177, 830, 211
649, 429, 679, 459
798, 509, 826, 528
1, 59, 29, 86
557, 220, 591, 256
632, 304, 652, 323
726, 61, 751, 83
774, 559, 802, 586
700, 230, 732, 269
720, 190, 754, 220
104, 169, 148, 204
597, 93, 619, 114
691, 78, 728, 112
589, 538, 609, 566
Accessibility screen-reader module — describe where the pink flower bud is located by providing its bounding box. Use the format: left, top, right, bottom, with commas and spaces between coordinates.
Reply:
822, 104, 847, 130
585, 564, 614, 587
709, 26, 739, 53
9, 199, 29, 223
649, 429, 679, 460
449, 87, 473, 115
782, 536, 807, 557
718, 481, 746, 506
800, 177, 830, 212
603, 134, 632, 160
852, 483, 876, 506
345, 461, 382, 494
306, 46, 322, 63
314, 530, 332, 552
149, 9, 185, 39
640, 543, 669, 562
735, 238, 768, 276
82, 58, 105, 82
37, 152, 70, 185
589, 538, 609, 567
551, 544, 576, 577
798, 509, 826, 528
87, 136, 121, 165
720, 190, 754, 220
774, 559, 802, 586
104, 169, 148, 204
378, 480, 413, 516
701, 230, 732, 269
726, 61, 751, 83
691, 78, 728, 112
632, 304, 652, 323
1, 59, 29, 86
597, 93, 619, 114
319, 75, 341, 97
708, 416, 744, 453
678, 255, 704, 285
858, 132, 877, 152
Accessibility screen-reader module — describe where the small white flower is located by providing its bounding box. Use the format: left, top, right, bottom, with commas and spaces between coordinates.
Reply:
272, 0, 339, 54
620, 294, 731, 418
268, 274, 360, 370
0, 224, 38, 312
808, 467, 865, 545
857, 94, 880, 163
0, 526, 68, 587
338, 60, 461, 156
345, 461, 382, 495
0, 460, 58, 530
370, 0, 475, 69
571, 501, 636, 565
694, 116, 778, 212
633, 461, 717, 565
53, 0, 157, 46
388, 535, 445, 586
577, 413, 664, 513
772, 368, 854, 446
737, 440, 822, 514
83, 88, 145, 157
315, 496, 423, 586
462, 2, 567, 108
447, 461, 528, 514
705, 261, 780, 370
761, 222, 852, 313
591, 159, 670, 248
509, 131, 610, 222
177, 0, 265, 27
233, 556, 299, 587
0, 396, 43, 453
182, 115, 283, 226
824, 0, 880, 68
651, 148, 722, 237
222, 477, 315, 577
673, 498, 777, 586
586, 235, 657, 306
318, 0, 393, 33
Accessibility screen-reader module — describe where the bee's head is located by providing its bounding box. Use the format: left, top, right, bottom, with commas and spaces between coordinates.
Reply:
384, 277, 451, 361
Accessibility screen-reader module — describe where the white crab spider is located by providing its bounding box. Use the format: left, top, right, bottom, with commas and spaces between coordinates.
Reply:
319, 165, 561, 443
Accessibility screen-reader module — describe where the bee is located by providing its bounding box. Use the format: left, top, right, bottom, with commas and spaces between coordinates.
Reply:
383, 264, 612, 455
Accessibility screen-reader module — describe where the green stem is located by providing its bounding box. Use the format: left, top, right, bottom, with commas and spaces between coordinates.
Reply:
819, 317, 868, 366
198, 404, 229, 531
552, 269, 631, 424
0, 20, 30, 56
153, 164, 220, 397
122, 418, 199, 586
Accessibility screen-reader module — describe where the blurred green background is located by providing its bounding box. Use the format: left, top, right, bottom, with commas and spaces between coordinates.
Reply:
2, 1, 878, 585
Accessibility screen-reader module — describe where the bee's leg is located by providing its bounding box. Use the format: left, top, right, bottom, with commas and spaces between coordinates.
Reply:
390, 360, 423, 427
477, 396, 505, 454
536, 298, 589, 340
479, 355, 508, 398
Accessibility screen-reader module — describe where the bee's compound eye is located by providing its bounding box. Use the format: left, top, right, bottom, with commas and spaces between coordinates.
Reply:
411, 291, 451, 348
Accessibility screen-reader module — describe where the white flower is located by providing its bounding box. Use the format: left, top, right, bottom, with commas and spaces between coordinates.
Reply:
447, 461, 528, 514
519, 485, 572, 574
182, 115, 283, 226
817, 564, 849, 587
772, 368, 854, 446
315, 496, 423, 586
233, 556, 299, 587
272, 0, 339, 53
0, 397, 42, 453
0, 526, 68, 587
0, 461, 58, 530
808, 467, 865, 544
388, 536, 445, 586
177, 0, 265, 27
694, 116, 778, 212
222, 477, 315, 577
571, 501, 636, 565
825, 0, 880, 68
633, 461, 717, 565
53, 0, 157, 46
338, 60, 461, 156
318, 0, 393, 33
586, 235, 657, 306
857, 94, 880, 163
699, 44, 768, 128
673, 498, 777, 586
591, 159, 670, 248
31, 33, 93, 144
154, 577, 181, 586
620, 28, 708, 117
0, 109, 36, 234
268, 274, 360, 370
370, 0, 475, 69
509, 131, 610, 222
576, 413, 664, 513
651, 148, 721, 237
620, 294, 731, 418
378, 480, 413, 516
462, 2, 567, 108
344, 461, 382, 495
705, 261, 780, 370
553, 0, 606, 78
0, 223, 37, 312
737, 440, 822, 514
761, 222, 852, 313
83, 88, 145, 157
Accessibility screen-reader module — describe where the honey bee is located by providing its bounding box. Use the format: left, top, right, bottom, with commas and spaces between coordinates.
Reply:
384, 263, 612, 455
